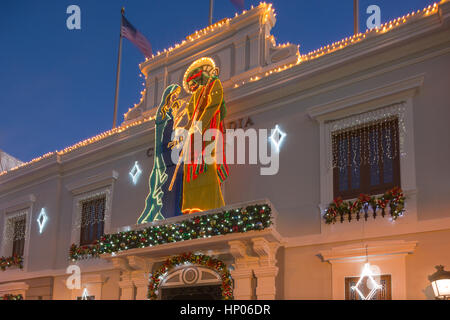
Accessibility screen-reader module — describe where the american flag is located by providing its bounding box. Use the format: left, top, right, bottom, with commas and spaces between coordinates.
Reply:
121, 16, 153, 58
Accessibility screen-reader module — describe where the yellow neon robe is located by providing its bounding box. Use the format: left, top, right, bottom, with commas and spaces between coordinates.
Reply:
182, 79, 225, 214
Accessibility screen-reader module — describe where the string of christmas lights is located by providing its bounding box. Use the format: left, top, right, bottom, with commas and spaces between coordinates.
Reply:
233, 2, 440, 88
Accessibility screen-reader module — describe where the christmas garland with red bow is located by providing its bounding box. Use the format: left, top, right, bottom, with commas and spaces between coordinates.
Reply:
0, 255, 23, 271
324, 187, 405, 224
148, 252, 233, 300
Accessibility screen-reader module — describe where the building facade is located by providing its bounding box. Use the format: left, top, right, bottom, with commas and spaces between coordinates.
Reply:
1, 2, 450, 300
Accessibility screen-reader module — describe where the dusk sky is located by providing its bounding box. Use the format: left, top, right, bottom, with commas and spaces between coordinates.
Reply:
0, 0, 436, 162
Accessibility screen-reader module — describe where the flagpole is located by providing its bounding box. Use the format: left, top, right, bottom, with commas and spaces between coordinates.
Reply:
112, 7, 125, 129
353, 0, 359, 35
209, 0, 214, 25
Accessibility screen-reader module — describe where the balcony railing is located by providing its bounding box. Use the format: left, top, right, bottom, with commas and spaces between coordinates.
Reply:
323, 187, 406, 224
0, 255, 23, 271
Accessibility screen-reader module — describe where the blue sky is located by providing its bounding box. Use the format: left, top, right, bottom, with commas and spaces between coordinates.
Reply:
0, 0, 436, 162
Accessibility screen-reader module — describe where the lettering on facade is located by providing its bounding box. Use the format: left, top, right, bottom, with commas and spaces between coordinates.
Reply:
226, 117, 254, 130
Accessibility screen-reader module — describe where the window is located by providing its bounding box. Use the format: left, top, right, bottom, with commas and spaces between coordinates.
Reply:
12, 216, 26, 257
332, 117, 400, 200
1, 210, 28, 259
345, 275, 392, 300
79, 197, 105, 246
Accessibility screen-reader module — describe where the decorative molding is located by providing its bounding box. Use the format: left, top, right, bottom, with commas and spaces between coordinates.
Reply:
252, 237, 280, 267
161, 266, 221, 288
228, 240, 259, 270
66, 170, 118, 195
0, 282, 29, 296
111, 257, 131, 272
0, 194, 36, 212
306, 74, 424, 121
319, 240, 418, 262
127, 256, 152, 272
82, 274, 107, 284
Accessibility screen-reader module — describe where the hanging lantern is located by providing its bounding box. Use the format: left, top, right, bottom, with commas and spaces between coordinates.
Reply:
428, 265, 450, 300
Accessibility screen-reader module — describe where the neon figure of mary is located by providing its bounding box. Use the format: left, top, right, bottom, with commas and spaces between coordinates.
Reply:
137, 84, 184, 224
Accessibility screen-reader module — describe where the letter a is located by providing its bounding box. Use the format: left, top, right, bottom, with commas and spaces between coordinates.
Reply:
366, 5, 381, 30
66, 265, 81, 289
66, 5, 81, 30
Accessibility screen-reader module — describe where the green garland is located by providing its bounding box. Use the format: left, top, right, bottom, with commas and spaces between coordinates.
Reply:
69, 204, 272, 261
148, 253, 233, 300
0, 294, 23, 300
323, 187, 406, 224
0, 255, 23, 271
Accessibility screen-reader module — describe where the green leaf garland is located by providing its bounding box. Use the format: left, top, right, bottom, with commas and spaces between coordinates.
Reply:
69, 204, 272, 261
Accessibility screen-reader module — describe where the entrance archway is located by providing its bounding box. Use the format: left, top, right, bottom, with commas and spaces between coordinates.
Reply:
160, 266, 223, 300
148, 253, 233, 300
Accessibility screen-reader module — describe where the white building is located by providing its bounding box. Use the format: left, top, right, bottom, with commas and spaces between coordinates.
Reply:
0, 150, 23, 173
1, 2, 450, 300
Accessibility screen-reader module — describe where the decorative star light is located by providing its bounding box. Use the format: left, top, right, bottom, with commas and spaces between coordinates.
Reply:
81, 288, 89, 300
129, 161, 142, 184
37, 208, 48, 234
351, 263, 383, 300
269, 125, 286, 152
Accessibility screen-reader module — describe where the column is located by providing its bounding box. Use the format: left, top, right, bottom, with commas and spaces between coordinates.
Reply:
131, 271, 149, 300
118, 273, 135, 300
228, 240, 259, 300
252, 237, 280, 300
253, 266, 279, 300
128, 256, 153, 301
230, 268, 254, 300
112, 257, 135, 300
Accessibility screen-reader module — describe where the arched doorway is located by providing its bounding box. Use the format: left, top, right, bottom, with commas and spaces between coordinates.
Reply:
148, 253, 233, 300
160, 266, 223, 300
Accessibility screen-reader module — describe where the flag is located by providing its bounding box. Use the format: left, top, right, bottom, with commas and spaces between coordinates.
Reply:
121, 15, 153, 58
230, 0, 245, 11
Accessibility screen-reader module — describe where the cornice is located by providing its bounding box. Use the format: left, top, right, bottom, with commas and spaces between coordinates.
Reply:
0, 282, 29, 292
66, 170, 119, 195
0, 194, 36, 211
306, 73, 424, 121
319, 240, 417, 262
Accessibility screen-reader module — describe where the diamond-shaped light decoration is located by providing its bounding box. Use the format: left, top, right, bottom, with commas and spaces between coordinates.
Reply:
351, 263, 383, 300
269, 125, 286, 152
37, 208, 48, 234
129, 161, 142, 185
